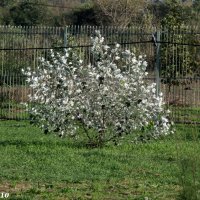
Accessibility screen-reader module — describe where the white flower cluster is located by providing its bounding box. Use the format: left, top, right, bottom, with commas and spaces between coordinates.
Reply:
23, 31, 172, 145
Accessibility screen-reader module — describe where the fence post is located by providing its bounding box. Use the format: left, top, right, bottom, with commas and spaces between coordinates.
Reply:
64, 26, 68, 48
155, 31, 161, 97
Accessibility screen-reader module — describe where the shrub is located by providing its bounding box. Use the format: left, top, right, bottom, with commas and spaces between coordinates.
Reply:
23, 31, 172, 146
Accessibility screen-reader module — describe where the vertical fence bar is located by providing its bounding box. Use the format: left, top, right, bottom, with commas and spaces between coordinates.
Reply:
155, 31, 161, 97
64, 26, 68, 48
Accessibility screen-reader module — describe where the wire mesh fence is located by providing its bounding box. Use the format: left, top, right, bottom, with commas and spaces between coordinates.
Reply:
0, 25, 199, 124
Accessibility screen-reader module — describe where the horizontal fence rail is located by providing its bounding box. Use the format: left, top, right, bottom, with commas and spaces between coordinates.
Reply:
0, 25, 199, 124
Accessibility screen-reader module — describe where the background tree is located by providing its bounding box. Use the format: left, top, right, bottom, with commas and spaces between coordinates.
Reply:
193, 0, 200, 11
0, 0, 16, 7
9, 1, 51, 26
161, 0, 192, 28
0, 0, 16, 25
93, 0, 147, 27
0, 0, 198, 27
53, 1, 98, 26
159, 0, 197, 104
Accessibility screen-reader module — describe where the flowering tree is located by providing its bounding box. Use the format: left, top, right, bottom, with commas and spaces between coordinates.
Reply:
23, 31, 172, 146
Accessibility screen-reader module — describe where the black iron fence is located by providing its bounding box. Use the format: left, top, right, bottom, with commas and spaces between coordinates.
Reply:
0, 25, 199, 124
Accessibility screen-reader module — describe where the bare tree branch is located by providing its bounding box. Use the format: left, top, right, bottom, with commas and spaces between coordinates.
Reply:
94, 0, 147, 27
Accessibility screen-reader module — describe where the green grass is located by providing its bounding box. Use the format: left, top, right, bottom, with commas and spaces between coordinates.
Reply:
0, 102, 28, 120
0, 121, 200, 199
169, 106, 200, 123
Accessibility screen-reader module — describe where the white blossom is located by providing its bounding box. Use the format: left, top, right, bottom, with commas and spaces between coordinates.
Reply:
23, 30, 173, 145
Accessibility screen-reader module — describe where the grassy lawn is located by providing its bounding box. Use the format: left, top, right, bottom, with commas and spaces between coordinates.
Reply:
0, 121, 200, 199
169, 106, 200, 123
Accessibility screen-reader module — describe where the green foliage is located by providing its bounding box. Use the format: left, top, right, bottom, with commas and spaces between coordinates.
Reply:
161, 0, 190, 28
159, 1, 196, 89
0, 0, 16, 7
160, 26, 193, 87
53, 2, 99, 26
0, 0, 199, 27
71, 6, 98, 26
0, 0, 15, 25
9, 2, 51, 26
193, 0, 200, 12
0, 0, 52, 26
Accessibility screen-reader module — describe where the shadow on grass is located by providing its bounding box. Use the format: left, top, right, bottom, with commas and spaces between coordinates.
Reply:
0, 139, 95, 149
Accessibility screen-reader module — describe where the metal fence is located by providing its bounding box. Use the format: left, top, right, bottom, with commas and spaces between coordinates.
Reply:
0, 25, 199, 124
0, 26, 65, 119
